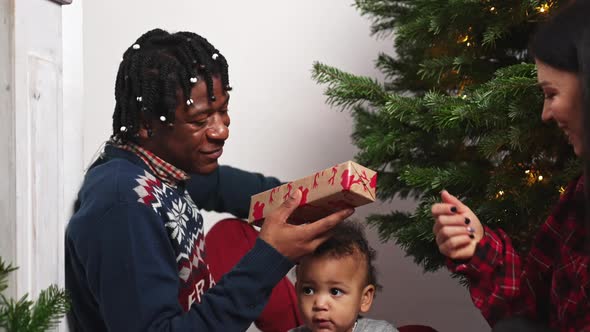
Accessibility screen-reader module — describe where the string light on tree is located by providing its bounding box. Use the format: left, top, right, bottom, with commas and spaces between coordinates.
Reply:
525, 169, 535, 185
457, 27, 474, 47
536, 3, 551, 14
524, 169, 546, 185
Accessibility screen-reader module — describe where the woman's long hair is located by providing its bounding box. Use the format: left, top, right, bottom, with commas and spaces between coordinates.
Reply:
529, 0, 590, 246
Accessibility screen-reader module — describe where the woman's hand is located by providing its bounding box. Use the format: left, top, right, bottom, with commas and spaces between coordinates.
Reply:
432, 190, 484, 260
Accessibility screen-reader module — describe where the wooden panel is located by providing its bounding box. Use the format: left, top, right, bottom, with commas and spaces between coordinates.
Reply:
28, 55, 63, 298
0, 0, 16, 298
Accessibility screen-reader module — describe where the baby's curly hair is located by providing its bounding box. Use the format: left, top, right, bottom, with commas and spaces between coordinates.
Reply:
309, 220, 381, 292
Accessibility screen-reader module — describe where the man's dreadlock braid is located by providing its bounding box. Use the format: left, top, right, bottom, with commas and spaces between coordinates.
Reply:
139, 54, 165, 131
181, 38, 216, 102
112, 58, 133, 137
217, 55, 231, 91
188, 34, 231, 91
160, 59, 182, 127
183, 33, 227, 101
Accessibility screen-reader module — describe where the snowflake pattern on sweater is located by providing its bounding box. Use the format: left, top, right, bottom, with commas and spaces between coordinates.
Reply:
133, 170, 215, 311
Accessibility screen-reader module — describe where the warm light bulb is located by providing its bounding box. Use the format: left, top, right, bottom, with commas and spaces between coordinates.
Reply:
462, 94, 467, 99
490, 6, 496, 12
525, 170, 530, 174
537, 3, 550, 13
538, 175, 544, 181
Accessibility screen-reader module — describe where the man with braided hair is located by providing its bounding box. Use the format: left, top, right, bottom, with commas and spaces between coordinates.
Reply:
65, 28, 354, 331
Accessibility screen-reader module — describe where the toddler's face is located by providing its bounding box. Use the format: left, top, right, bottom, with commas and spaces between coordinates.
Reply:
296, 253, 374, 332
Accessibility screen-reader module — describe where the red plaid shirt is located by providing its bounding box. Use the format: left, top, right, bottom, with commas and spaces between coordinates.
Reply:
448, 176, 589, 332
113, 141, 190, 187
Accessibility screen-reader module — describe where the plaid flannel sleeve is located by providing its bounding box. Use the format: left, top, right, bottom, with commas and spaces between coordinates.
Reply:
446, 225, 554, 326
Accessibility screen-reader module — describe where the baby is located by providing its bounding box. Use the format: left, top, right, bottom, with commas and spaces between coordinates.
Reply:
289, 220, 397, 332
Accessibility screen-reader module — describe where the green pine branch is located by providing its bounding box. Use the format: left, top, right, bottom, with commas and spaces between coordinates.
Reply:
312, 62, 389, 109
0, 257, 70, 332
0, 260, 17, 294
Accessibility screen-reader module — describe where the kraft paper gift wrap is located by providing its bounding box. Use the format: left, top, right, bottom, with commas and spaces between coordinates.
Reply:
248, 161, 377, 226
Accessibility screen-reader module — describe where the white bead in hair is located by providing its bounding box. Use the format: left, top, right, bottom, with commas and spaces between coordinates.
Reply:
120, 126, 127, 132
186, 98, 194, 106
136, 96, 142, 102
212, 53, 219, 60
190, 77, 198, 83
159, 115, 166, 122
132, 44, 140, 50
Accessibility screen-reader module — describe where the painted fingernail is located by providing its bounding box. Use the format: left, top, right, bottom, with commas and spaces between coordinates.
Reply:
467, 226, 475, 233
464, 217, 471, 225
450, 206, 457, 213
469, 234, 475, 239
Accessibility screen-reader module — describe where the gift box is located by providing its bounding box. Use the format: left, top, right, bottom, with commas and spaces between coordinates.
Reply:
248, 161, 377, 226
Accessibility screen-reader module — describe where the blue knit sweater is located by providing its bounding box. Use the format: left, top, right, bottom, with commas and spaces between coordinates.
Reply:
65, 145, 290, 331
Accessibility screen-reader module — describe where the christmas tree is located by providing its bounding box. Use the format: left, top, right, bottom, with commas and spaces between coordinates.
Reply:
313, 0, 580, 272
0, 258, 69, 332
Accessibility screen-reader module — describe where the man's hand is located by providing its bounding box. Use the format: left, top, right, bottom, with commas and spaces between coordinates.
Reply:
258, 189, 355, 262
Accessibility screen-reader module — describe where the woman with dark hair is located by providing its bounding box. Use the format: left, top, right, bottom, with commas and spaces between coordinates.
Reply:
431, 1, 590, 331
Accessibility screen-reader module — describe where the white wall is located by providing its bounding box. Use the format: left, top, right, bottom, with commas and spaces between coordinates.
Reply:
62, 0, 85, 234
83, 1, 489, 330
